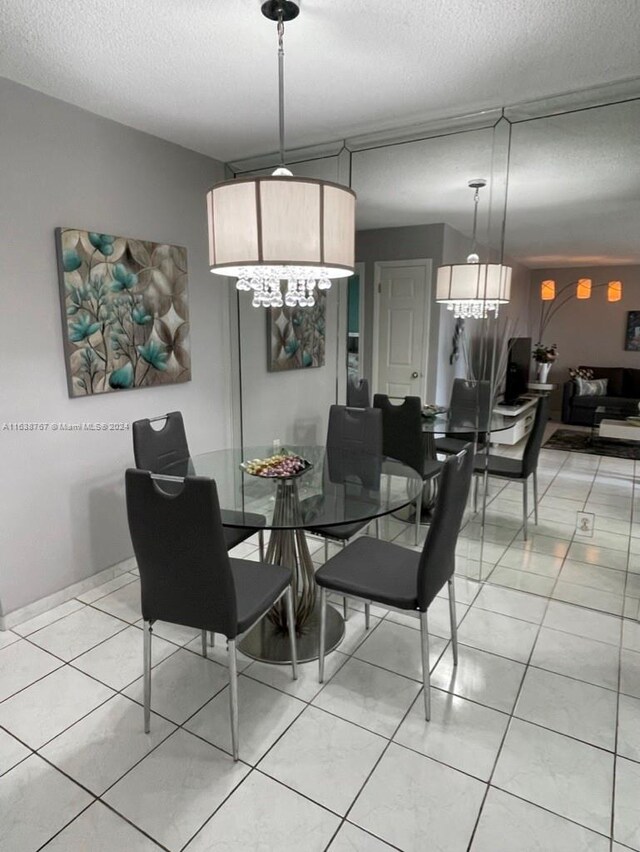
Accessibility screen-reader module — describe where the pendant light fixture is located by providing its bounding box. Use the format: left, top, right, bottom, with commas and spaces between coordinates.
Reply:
436, 179, 511, 319
206, 1, 356, 308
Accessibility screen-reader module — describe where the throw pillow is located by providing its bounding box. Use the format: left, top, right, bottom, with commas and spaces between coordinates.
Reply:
575, 377, 608, 396
568, 367, 594, 380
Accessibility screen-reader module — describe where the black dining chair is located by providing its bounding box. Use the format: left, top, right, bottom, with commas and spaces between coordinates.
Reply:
347, 377, 371, 408
473, 395, 550, 540
315, 447, 474, 720
132, 411, 266, 558
435, 379, 492, 456
125, 469, 297, 761
304, 405, 383, 621
373, 394, 440, 545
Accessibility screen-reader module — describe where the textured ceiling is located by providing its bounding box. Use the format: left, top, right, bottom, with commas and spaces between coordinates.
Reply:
1, 0, 639, 161
2, 0, 639, 266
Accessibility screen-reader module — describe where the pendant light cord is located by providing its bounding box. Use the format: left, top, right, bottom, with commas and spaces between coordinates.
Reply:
277, 13, 286, 168
470, 186, 480, 257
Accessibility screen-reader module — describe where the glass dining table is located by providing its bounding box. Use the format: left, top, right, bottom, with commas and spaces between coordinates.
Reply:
168, 445, 423, 664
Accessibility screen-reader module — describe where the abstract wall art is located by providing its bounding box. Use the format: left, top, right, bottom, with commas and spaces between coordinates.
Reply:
625, 311, 640, 351
56, 228, 191, 397
267, 291, 326, 372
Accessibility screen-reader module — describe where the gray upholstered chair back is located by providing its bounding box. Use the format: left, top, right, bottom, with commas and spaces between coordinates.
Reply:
326, 405, 382, 454
347, 377, 371, 408
132, 411, 190, 475
373, 394, 424, 476
418, 448, 473, 610
522, 396, 550, 477
125, 470, 238, 637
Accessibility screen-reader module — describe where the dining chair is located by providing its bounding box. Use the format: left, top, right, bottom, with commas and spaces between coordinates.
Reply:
473, 395, 550, 540
373, 394, 440, 545
125, 469, 297, 761
304, 405, 383, 620
347, 377, 371, 408
132, 411, 266, 558
315, 447, 474, 720
435, 379, 492, 456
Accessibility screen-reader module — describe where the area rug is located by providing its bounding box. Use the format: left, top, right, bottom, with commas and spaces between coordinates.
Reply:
543, 428, 640, 460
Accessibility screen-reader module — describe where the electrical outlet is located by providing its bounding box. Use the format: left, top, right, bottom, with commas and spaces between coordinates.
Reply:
576, 511, 595, 537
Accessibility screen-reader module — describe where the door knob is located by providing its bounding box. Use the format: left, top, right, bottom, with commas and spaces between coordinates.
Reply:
411, 371, 419, 379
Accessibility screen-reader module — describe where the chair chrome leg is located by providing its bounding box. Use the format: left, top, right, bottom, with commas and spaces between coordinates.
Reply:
208, 631, 215, 647
365, 602, 371, 630
319, 587, 327, 683
285, 586, 298, 680
448, 578, 458, 666
342, 541, 349, 621
420, 611, 431, 721
532, 472, 539, 525
201, 629, 208, 658
415, 494, 421, 546
258, 529, 265, 561
143, 621, 152, 734
228, 639, 239, 762
324, 538, 329, 562
522, 479, 529, 541
473, 474, 479, 514
375, 517, 380, 538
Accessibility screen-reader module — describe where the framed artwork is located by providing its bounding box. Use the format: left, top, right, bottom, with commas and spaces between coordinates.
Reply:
625, 311, 640, 351
56, 228, 191, 397
267, 292, 326, 371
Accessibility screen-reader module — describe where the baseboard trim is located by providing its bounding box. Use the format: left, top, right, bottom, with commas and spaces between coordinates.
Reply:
0, 556, 137, 632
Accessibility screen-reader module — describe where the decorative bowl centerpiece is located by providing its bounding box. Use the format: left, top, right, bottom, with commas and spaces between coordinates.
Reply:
240, 450, 312, 478
422, 404, 448, 420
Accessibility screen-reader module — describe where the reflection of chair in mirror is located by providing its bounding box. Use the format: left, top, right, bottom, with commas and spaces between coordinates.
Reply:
347, 377, 370, 408
315, 448, 474, 720
125, 470, 297, 762
132, 411, 265, 558
373, 394, 438, 545
474, 396, 550, 540
304, 405, 383, 622
435, 379, 492, 455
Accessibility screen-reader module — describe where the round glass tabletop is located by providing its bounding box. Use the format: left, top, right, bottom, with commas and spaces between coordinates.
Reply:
422, 410, 524, 434
165, 445, 423, 531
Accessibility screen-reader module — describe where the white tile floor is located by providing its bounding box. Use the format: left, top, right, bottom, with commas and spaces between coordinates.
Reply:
1, 435, 640, 850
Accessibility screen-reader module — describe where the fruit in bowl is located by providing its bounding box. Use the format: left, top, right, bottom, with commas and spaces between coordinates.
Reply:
242, 452, 310, 478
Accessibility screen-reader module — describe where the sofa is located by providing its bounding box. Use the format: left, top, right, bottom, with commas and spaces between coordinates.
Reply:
562, 366, 640, 426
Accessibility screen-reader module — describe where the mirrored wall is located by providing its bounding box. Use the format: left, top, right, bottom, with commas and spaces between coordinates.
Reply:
228, 82, 640, 620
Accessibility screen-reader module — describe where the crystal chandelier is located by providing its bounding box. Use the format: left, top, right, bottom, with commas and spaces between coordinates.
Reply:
436, 179, 511, 319
206, 1, 356, 308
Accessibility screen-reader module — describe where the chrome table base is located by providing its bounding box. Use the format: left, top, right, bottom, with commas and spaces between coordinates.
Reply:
239, 477, 345, 664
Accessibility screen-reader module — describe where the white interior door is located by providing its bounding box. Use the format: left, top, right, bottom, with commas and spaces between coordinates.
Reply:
374, 261, 430, 398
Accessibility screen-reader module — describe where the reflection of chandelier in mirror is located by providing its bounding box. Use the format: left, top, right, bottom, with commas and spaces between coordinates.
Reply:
206, 1, 356, 309
436, 179, 512, 319
538, 277, 624, 338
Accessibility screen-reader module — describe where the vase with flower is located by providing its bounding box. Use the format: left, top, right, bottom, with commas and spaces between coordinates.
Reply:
532, 343, 558, 383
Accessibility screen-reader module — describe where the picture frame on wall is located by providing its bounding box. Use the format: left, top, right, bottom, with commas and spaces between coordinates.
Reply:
625, 311, 640, 351
55, 227, 191, 397
267, 291, 327, 371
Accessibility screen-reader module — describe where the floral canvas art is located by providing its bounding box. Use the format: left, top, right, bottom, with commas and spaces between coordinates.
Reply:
56, 228, 191, 397
267, 292, 326, 371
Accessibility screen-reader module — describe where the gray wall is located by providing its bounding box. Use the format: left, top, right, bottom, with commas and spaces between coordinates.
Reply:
0, 78, 230, 617
529, 264, 640, 413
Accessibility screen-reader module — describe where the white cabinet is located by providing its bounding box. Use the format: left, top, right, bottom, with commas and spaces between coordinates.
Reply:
491, 397, 538, 446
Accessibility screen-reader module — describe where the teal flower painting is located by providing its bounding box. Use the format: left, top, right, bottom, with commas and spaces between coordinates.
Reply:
55, 227, 191, 397
268, 291, 326, 372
